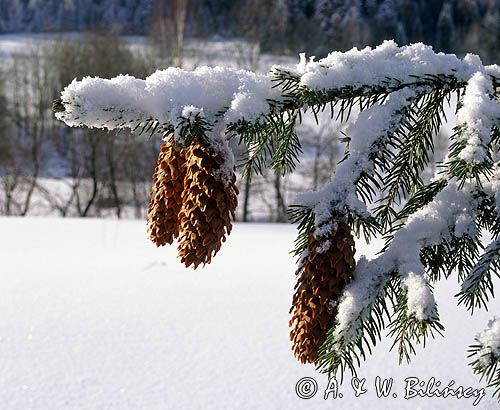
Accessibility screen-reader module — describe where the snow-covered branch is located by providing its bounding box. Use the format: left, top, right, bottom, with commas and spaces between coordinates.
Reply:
290, 40, 485, 91
55, 67, 280, 131
55, 41, 500, 138
469, 317, 500, 400
296, 87, 417, 225
475, 317, 500, 367
459, 239, 500, 311
332, 179, 482, 351
456, 72, 500, 163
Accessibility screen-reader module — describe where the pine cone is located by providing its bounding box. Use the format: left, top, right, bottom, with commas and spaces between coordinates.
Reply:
289, 220, 356, 364
177, 140, 238, 269
147, 141, 186, 246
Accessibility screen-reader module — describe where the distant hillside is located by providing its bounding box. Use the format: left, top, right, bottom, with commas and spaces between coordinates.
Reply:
0, 0, 498, 60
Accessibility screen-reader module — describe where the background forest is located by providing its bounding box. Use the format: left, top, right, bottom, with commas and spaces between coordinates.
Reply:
0, 0, 498, 220
0, 0, 499, 61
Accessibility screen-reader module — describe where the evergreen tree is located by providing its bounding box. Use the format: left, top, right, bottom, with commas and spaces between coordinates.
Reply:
0, 0, 499, 63
479, 4, 500, 64
436, 2, 456, 53
286, 0, 316, 21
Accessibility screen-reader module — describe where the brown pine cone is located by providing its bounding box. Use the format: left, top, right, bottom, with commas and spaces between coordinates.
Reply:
147, 140, 186, 246
289, 219, 356, 364
177, 140, 238, 269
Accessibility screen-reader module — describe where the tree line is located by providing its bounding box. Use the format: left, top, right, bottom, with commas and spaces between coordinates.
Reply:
0, 1, 498, 62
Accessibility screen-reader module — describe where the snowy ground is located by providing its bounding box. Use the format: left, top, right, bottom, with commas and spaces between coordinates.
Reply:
0, 217, 498, 410
0, 33, 294, 70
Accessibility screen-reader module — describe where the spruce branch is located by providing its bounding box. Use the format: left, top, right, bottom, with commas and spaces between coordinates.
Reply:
287, 205, 316, 259
421, 233, 482, 283
387, 278, 444, 364
458, 239, 500, 312
447, 127, 494, 186
317, 272, 396, 378
269, 111, 302, 175
386, 178, 448, 238
375, 88, 452, 228
468, 317, 500, 400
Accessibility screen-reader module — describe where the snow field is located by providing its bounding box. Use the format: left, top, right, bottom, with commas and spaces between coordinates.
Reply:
0, 218, 498, 409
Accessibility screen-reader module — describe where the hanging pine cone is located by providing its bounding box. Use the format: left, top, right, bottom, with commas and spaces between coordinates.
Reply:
289, 219, 356, 364
147, 140, 186, 246
177, 139, 238, 269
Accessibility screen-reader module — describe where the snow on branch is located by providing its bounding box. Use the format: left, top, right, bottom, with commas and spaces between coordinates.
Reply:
333, 180, 481, 349
55, 41, 500, 139
296, 87, 417, 225
475, 317, 500, 367
55, 67, 280, 131
290, 40, 486, 91
482, 163, 500, 215
456, 72, 500, 163
459, 239, 500, 311
469, 317, 500, 399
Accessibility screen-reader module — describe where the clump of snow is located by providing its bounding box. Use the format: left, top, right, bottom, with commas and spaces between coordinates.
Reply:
402, 273, 436, 321
206, 124, 237, 188
56, 66, 281, 130
180, 105, 204, 120
316, 239, 332, 253
334, 255, 393, 343
315, 220, 338, 238
476, 316, 500, 366
456, 72, 500, 163
291, 40, 485, 91
485, 64, 500, 78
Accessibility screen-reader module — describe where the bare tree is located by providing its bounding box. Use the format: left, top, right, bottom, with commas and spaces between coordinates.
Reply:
4, 47, 56, 216
150, 0, 189, 67
47, 32, 153, 218
173, 0, 189, 66
274, 171, 287, 222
